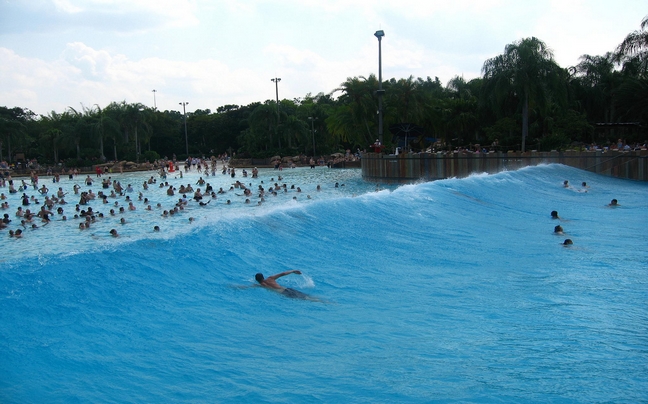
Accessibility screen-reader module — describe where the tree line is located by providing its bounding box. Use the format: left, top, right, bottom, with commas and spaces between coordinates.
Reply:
1, 15, 647, 167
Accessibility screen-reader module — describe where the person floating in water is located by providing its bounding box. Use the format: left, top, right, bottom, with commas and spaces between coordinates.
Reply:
609, 199, 619, 206
255, 270, 309, 299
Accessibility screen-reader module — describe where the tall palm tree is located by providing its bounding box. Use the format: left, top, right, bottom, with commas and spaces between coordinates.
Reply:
62, 107, 87, 160
104, 102, 126, 160
282, 115, 308, 151
385, 75, 427, 125
247, 103, 279, 151
616, 77, 648, 123
0, 118, 25, 163
482, 37, 564, 151
0, 107, 29, 163
571, 53, 620, 124
39, 111, 65, 163
328, 75, 379, 147
615, 15, 648, 77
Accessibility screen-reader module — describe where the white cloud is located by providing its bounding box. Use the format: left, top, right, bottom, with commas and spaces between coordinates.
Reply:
52, 0, 84, 13
1, 0, 646, 115
0, 43, 283, 114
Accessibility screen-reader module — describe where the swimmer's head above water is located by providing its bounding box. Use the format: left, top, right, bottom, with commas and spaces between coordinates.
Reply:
255, 273, 264, 283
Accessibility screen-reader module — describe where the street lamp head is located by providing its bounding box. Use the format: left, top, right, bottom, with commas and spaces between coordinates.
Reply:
271, 78, 281, 83
374, 30, 385, 39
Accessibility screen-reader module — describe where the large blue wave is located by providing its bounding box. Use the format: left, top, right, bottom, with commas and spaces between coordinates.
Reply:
1, 164, 647, 402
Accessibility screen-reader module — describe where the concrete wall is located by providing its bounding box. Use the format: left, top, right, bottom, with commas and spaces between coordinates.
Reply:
361, 150, 648, 183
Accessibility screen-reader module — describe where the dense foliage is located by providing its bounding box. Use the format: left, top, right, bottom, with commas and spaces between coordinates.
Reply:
1, 16, 647, 166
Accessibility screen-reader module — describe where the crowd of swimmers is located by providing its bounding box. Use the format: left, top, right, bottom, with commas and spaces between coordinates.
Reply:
552, 179, 621, 247
1, 160, 343, 240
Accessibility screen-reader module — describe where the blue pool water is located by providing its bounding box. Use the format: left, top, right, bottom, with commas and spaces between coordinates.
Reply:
1, 164, 647, 403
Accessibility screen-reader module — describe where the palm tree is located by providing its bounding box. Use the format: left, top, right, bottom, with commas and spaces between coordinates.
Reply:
247, 103, 279, 152
84, 104, 109, 161
615, 15, 648, 77
616, 77, 648, 123
571, 53, 620, 125
282, 115, 309, 151
104, 102, 126, 160
42, 128, 64, 163
63, 107, 88, 160
39, 111, 66, 163
482, 37, 564, 151
328, 75, 379, 148
0, 119, 24, 163
0, 107, 29, 163
385, 75, 428, 125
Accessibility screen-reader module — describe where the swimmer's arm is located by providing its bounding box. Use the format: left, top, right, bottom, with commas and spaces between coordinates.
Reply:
268, 270, 302, 280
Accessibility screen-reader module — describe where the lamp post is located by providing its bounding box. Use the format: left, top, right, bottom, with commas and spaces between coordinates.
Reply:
308, 116, 316, 157
94, 103, 106, 161
374, 30, 385, 146
179, 102, 189, 156
152, 89, 157, 110
271, 77, 281, 149
271, 77, 281, 111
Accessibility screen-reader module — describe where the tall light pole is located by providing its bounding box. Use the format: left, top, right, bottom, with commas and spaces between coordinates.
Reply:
271, 77, 281, 149
179, 102, 189, 156
94, 103, 106, 161
152, 89, 157, 110
374, 30, 385, 147
308, 116, 316, 157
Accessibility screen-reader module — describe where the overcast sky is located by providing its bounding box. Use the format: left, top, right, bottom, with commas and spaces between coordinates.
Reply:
0, 0, 645, 116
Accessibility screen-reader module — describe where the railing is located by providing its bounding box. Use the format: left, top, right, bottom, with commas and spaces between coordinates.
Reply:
361, 150, 648, 183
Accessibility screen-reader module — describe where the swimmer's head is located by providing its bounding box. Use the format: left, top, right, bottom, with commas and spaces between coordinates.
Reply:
255, 273, 264, 283
154, 225, 160, 232
563, 239, 573, 245
550, 210, 559, 218
610, 199, 618, 206
554, 225, 563, 233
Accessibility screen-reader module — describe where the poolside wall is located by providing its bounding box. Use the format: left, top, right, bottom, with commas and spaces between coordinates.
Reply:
361, 150, 648, 183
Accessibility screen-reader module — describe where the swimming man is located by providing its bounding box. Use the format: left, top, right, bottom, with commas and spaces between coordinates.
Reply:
255, 270, 309, 299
